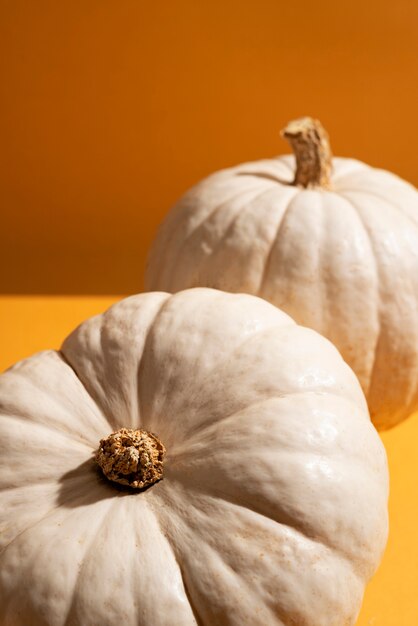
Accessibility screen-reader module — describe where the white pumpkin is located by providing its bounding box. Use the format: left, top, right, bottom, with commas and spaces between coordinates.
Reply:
0, 289, 388, 626
145, 117, 418, 430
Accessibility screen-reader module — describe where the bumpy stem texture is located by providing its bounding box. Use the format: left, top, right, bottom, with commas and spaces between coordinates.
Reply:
96, 428, 165, 489
282, 117, 333, 189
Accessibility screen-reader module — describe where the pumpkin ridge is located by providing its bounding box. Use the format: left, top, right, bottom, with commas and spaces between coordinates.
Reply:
147, 501, 206, 626
170, 391, 368, 456
335, 192, 382, 397
272, 154, 296, 177
134, 291, 289, 442
258, 189, 299, 295
59, 294, 172, 433
316, 192, 348, 351
151, 488, 283, 626
341, 192, 416, 428
168, 184, 279, 292
0, 410, 93, 453
163, 184, 267, 291
175, 482, 359, 570
134, 293, 178, 435
158, 321, 296, 443
233, 155, 296, 178
161, 318, 368, 447
61, 499, 119, 626
342, 186, 418, 231
1, 351, 110, 448
152, 485, 362, 626
164, 409, 382, 576
198, 184, 288, 286
173, 387, 312, 445
126, 296, 170, 433
0, 483, 113, 557
58, 348, 115, 432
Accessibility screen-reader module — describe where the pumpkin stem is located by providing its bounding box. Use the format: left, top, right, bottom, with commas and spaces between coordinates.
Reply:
96, 427, 165, 489
281, 117, 332, 189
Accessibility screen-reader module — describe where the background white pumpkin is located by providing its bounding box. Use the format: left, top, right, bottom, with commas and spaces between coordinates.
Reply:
0, 289, 388, 626
145, 118, 418, 430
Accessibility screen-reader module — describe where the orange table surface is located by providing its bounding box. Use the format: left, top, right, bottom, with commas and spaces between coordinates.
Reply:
1, 295, 417, 625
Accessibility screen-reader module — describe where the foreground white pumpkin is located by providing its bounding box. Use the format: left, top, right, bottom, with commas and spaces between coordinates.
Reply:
146, 118, 418, 430
0, 289, 388, 626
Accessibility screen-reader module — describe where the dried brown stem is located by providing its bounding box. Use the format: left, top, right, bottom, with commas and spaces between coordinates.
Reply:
96, 428, 165, 489
281, 117, 332, 189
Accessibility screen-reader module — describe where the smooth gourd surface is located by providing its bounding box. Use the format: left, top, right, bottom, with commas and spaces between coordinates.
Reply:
0, 296, 416, 625
0, 291, 387, 626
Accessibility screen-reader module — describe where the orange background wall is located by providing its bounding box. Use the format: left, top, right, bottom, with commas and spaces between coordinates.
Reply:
1, 0, 418, 294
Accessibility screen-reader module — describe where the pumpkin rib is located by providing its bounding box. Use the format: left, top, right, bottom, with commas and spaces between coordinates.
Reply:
151, 489, 285, 626
0, 351, 111, 448
0, 409, 94, 454
269, 154, 295, 177
316, 192, 330, 333
337, 192, 382, 397
234, 170, 289, 185
148, 499, 205, 626
166, 316, 368, 444
61, 499, 120, 626
0, 499, 116, 626
135, 293, 180, 431
61, 293, 172, 433
340, 191, 418, 426
319, 192, 380, 395
144, 321, 297, 442
0, 483, 62, 556
163, 184, 270, 292
102, 293, 171, 430
268, 154, 294, 176
258, 189, 299, 295
58, 348, 118, 432
276, 154, 295, 176
175, 475, 310, 549
231, 155, 295, 179
0, 482, 112, 559
135, 289, 367, 446
152, 484, 363, 626
316, 192, 339, 349
137, 293, 294, 440
171, 392, 375, 458
195, 185, 289, 290
164, 398, 383, 574
340, 193, 389, 423
0, 464, 97, 501
170, 480, 363, 577
343, 186, 418, 234
169, 184, 280, 293
331, 158, 370, 183
173, 386, 366, 449
174, 564, 205, 626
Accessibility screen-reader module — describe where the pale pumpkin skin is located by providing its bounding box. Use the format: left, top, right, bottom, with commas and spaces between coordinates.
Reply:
0, 289, 388, 626
145, 154, 418, 430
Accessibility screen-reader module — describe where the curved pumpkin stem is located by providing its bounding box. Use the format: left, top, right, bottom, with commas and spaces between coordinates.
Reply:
281, 117, 333, 189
